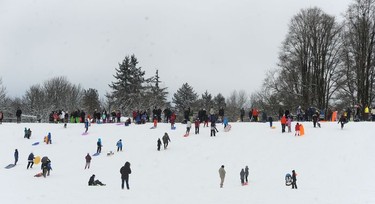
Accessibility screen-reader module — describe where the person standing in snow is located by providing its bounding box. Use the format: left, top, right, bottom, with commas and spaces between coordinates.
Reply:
14, 149, 19, 165
219, 165, 226, 188
338, 114, 347, 129
194, 118, 200, 134
157, 138, 162, 151
245, 166, 249, 184
64, 111, 69, 128
97, 138, 102, 154
280, 115, 287, 133
162, 133, 171, 149
85, 153, 92, 169
116, 139, 123, 152
291, 170, 297, 189
186, 120, 192, 135
27, 152, 35, 169
210, 121, 217, 137
16, 107, 22, 123
84, 118, 89, 133
47, 132, 52, 144
240, 168, 245, 186
295, 123, 301, 136
120, 161, 132, 190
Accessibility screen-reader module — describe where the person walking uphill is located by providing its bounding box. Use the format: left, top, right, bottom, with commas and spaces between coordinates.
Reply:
219, 165, 226, 188
162, 133, 171, 149
240, 168, 245, 186
120, 161, 132, 190
27, 152, 35, 169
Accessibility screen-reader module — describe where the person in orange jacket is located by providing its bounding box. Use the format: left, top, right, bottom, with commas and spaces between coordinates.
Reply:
281, 115, 287, 133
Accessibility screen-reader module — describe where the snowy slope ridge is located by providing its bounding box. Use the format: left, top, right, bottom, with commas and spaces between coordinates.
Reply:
0, 122, 374, 204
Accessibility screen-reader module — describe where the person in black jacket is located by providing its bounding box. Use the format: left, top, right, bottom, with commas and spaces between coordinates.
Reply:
14, 149, 19, 165
27, 152, 35, 169
291, 170, 297, 189
120, 161, 132, 190
88, 174, 105, 186
157, 138, 162, 151
16, 107, 22, 123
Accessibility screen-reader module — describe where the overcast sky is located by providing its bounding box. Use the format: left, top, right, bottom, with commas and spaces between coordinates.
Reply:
0, 0, 352, 100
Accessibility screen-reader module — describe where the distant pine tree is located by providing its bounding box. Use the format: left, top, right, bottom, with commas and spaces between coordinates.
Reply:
172, 83, 198, 114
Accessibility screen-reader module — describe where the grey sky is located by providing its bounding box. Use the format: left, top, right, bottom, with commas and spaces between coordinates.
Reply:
0, 0, 352, 100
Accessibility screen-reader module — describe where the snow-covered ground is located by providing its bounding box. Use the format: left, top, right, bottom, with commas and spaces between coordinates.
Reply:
0, 121, 374, 204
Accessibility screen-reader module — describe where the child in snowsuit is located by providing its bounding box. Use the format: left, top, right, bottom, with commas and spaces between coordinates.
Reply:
210, 122, 216, 137
338, 114, 347, 129
295, 123, 300, 136
14, 149, 19, 165
157, 138, 162, 151
27, 152, 34, 169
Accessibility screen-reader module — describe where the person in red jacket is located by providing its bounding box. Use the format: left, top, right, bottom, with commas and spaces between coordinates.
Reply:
280, 115, 287, 133
295, 123, 301, 136
194, 118, 200, 134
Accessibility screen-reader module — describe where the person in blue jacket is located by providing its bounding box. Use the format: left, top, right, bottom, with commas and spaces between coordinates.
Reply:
47, 132, 52, 144
84, 119, 89, 133
116, 139, 123, 152
97, 138, 102, 154
223, 117, 229, 128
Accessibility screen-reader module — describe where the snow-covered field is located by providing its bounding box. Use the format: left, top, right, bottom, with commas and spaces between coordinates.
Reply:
0, 121, 374, 204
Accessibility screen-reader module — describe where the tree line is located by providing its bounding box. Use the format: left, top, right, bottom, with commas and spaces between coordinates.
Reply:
1, 0, 375, 122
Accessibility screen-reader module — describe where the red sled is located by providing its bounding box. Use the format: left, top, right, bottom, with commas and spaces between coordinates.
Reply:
183, 133, 189, 137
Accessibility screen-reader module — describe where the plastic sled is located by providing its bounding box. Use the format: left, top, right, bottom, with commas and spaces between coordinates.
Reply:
93, 152, 100, 156
183, 133, 189, 137
32, 142, 40, 146
34, 156, 41, 165
300, 124, 305, 136
5, 164, 15, 169
171, 126, 176, 130
82, 132, 89, 135
285, 173, 292, 186
224, 124, 232, 132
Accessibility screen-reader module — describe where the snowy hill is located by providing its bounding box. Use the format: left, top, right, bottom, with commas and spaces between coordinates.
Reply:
0, 121, 374, 204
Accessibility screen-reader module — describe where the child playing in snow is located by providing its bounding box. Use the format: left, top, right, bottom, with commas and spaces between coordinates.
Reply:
295, 123, 300, 136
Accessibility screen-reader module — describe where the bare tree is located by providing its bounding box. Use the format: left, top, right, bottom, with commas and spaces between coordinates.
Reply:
339, 0, 375, 114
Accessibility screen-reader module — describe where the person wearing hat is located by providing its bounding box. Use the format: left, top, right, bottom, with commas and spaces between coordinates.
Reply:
219, 165, 226, 188
120, 161, 132, 190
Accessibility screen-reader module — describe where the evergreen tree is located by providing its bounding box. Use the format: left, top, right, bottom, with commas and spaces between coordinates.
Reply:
108, 55, 149, 114
82, 88, 101, 115
200, 90, 214, 110
145, 70, 168, 109
172, 83, 198, 113
213, 93, 226, 109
